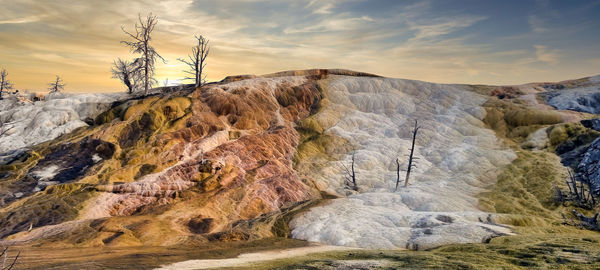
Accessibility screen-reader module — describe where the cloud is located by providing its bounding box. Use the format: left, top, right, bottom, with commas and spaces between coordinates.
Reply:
30, 53, 68, 63
534, 45, 560, 64
283, 15, 374, 34
306, 0, 336, 14
408, 15, 486, 40
0, 15, 42, 24
397, 2, 486, 42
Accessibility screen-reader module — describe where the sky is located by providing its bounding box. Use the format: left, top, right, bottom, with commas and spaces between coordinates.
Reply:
0, 0, 599, 92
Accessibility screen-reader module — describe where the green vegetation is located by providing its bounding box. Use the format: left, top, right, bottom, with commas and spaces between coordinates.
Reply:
0, 183, 95, 239
235, 234, 600, 269
547, 122, 600, 150
483, 98, 564, 142
479, 150, 564, 227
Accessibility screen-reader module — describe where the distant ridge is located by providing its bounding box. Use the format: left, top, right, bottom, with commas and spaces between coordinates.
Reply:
220, 68, 381, 83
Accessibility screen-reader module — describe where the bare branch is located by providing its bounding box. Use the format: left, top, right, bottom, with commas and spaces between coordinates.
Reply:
111, 58, 142, 94
120, 13, 163, 95
395, 158, 401, 191
0, 247, 20, 270
0, 68, 15, 100
179, 34, 210, 87
403, 119, 420, 189
342, 152, 358, 191
47, 75, 65, 93
4, 251, 19, 270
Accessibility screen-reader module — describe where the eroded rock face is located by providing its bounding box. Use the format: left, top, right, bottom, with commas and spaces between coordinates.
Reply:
0, 138, 115, 209
544, 84, 600, 114
581, 119, 600, 132
33, 138, 116, 183
83, 78, 321, 222
1, 75, 325, 246
578, 137, 600, 197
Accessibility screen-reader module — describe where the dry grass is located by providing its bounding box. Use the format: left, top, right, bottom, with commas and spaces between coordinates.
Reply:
483, 98, 564, 142
478, 150, 565, 226
237, 233, 600, 269
10, 238, 309, 270
547, 122, 600, 150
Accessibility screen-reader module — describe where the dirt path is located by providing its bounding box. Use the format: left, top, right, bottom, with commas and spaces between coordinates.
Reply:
156, 244, 358, 270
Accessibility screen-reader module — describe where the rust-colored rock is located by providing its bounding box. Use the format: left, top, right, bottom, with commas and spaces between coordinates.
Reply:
2, 75, 324, 246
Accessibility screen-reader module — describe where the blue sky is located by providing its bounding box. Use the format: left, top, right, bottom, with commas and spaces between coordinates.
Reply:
0, 0, 599, 92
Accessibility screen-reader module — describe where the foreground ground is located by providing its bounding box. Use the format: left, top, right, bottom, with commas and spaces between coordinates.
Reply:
9, 231, 600, 269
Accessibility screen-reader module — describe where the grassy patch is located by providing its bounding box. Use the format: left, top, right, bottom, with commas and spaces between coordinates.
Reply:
0, 183, 96, 239
220, 233, 600, 269
547, 122, 600, 152
483, 98, 564, 142
478, 150, 565, 225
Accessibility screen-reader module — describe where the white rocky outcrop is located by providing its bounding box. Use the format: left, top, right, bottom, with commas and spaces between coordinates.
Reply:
0, 92, 125, 162
291, 76, 516, 249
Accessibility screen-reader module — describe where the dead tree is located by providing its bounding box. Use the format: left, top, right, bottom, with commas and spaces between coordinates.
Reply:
556, 168, 600, 231
563, 168, 598, 208
403, 120, 420, 188
395, 158, 401, 191
121, 13, 165, 95
179, 35, 210, 87
0, 69, 14, 100
573, 210, 599, 231
1, 247, 20, 270
111, 58, 141, 94
48, 75, 65, 93
342, 152, 358, 191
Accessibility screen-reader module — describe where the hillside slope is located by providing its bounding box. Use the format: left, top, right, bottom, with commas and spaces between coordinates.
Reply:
1, 70, 599, 257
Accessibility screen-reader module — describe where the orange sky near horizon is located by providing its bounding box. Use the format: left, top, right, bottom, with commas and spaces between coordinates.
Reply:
1, 0, 599, 93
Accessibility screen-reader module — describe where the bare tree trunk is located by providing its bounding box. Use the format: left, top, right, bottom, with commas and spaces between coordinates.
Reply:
194, 46, 200, 87
351, 153, 357, 189
1, 247, 7, 268
343, 152, 358, 191
47, 76, 64, 93
404, 120, 420, 188
179, 35, 209, 88
568, 168, 580, 202
121, 13, 164, 96
0, 73, 4, 100
144, 41, 149, 95
5, 251, 18, 270
573, 209, 599, 231
1, 247, 20, 270
0, 69, 14, 100
395, 158, 401, 191
565, 175, 573, 194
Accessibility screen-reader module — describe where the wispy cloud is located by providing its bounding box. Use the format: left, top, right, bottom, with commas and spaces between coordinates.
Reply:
534, 45, 560, 64
283, 15, 374, 34
307, 0, 337, 14
0, 15, 42, 24
408, 15, 486, 40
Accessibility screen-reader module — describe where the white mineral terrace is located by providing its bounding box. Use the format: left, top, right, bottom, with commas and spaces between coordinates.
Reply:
290, 76, 516, 249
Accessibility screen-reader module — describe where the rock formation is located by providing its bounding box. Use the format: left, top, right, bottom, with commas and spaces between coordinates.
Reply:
0, 69, 599, 251
578, 137, 600, 197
